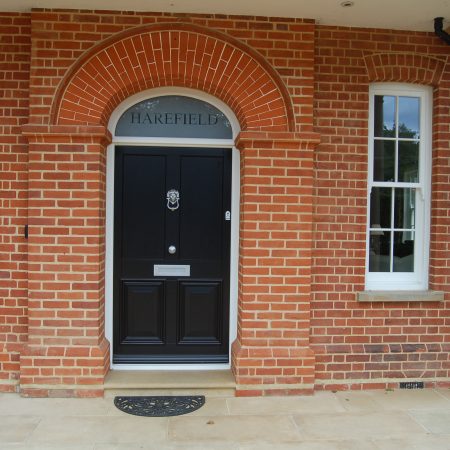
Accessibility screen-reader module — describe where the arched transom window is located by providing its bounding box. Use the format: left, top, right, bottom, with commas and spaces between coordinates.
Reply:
115, 95, 233, 139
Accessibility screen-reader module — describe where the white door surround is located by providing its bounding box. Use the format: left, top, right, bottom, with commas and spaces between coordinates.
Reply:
104, 87, 241, 370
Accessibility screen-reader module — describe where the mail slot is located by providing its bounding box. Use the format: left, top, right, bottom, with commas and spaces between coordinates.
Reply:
153, 264, 191, 277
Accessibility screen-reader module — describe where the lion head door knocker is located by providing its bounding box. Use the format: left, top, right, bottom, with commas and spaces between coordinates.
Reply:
166, 189, 180, 211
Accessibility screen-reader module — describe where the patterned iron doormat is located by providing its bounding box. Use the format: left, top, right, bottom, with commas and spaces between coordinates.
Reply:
114, 395, 205, 417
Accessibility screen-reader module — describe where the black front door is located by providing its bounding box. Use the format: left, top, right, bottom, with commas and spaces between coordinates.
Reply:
113, 146, 231, 364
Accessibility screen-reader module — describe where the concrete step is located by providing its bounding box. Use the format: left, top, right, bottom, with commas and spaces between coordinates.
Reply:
104, 369, 236, 398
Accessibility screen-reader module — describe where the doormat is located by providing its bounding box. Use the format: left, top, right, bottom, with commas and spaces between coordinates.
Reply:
114, 395, 205, 417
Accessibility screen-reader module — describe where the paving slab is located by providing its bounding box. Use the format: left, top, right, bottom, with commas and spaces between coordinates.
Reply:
372, 436, 450, 450
0, 395, 112, 417
239, 440, 379, 450
93, 444, 238, 450
293, 411, 426, 440
334, 391, 381, 412
185, 397, 229, 416
27, 415, 168, 445
436, 388, 450, 401
407, 409, 450, 434
227, 392, 345, 415
335, 388, 450, 412
0, 415, 41, 444
1, 388, 449, 448
366, 388, 450, 411
1, 445, 94, 450
240, 443, 343, 450
168, 414, 301, 443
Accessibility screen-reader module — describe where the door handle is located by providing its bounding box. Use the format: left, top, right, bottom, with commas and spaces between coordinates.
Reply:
168, 245, 176, 254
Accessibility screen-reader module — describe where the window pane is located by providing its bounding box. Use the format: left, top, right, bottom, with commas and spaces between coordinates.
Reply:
394, 188, 415, 229
370, 187, 391, 228
398, 141, 419, 182
393, 231, 414, 272
369, 232, 391, 272
374, 140, 395, 181
115, 95, 232, 138
374, 95, 396, 137
398, 97, 420, 139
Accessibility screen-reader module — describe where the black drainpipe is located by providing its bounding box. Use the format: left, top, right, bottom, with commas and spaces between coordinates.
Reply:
434, 17, 450, 45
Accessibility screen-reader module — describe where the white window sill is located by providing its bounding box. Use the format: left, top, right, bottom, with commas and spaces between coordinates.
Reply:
357, 290, 444, 302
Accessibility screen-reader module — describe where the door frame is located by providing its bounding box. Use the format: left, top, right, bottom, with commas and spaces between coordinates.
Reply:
104, 87, 240, 370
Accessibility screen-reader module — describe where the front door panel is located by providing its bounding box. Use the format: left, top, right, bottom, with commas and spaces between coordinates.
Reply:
113, 146, 231, 363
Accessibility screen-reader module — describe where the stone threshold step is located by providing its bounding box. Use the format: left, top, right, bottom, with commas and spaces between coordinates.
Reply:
104, 369, 235, 390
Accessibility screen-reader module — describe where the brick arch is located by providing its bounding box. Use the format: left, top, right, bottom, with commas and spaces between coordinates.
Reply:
364, 53, 446, 86
52, 23, 294, 132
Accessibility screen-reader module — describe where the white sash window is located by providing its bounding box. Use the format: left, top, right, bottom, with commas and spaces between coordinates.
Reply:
366, 84, 432, 290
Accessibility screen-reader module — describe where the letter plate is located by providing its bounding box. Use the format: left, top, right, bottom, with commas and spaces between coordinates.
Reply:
153, 265, 190, 277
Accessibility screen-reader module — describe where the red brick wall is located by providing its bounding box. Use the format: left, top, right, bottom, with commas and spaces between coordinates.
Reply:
21, 10, 317, 396
1, 9, 449, 396
312, 26, 450, 390
20, 125, 110, 397
0, 13, 30, 392
233, 131, 318, 395
28, 9, 314, 132
54, 24, 292, 130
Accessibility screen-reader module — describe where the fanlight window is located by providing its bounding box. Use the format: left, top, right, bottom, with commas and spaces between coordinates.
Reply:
115, 95, 232, 139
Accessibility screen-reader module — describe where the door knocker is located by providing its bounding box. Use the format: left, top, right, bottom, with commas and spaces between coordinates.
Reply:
166, 189, 180, 211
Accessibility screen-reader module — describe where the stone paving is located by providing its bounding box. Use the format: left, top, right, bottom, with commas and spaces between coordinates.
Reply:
0, 388, 450, 449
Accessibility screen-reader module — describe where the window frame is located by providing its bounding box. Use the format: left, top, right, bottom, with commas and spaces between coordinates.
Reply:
365, 83, 432, 291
